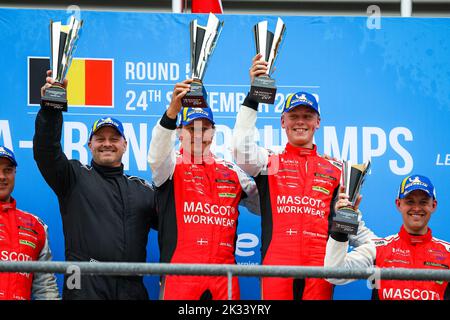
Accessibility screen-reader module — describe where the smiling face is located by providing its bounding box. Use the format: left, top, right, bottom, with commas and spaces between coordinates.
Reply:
396, 189, 437, 235
88, 126, 127, 167
179, 118, 215, 158
281, 106, 320, 148
0, 158, 16, 202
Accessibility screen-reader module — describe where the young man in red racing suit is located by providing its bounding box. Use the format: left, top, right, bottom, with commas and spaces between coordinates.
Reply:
325, 174, 450, 300
231, 54, 375, 300
148, 80, 259, 300
0, 146, 59, 300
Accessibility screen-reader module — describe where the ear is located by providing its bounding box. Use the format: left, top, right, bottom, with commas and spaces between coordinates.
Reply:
177, 128, 183, 142
316, 117, 321, 129
123, 138, 128, 152
281, 114, 286, 129
395, 198, 401, 211
432, 199, 437, 211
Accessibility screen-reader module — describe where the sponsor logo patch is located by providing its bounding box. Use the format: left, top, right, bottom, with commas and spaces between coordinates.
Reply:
312, 185, 330, 195
424, 261, 449, 269
19, 239, 36, 249
384, 259, 410, 265
218, 193, 237, 198
314, 173, 337, 181
18, 226, 38, 235
215, 179, 236, 185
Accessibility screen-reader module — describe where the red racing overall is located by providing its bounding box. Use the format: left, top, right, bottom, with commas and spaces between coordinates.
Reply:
149, 117, 259, 300
0, 199, 47, 300
233, 102, 375, 300
374, 226, 450, 300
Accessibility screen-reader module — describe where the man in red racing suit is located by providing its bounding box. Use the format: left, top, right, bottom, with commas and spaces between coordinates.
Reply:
148, 80, 259, 300
0, 146, 59, 300
325, 174, 450, 300
231, 55, 375, 300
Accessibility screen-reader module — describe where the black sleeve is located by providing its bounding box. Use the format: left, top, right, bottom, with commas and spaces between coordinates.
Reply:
159, 111, 177, 130
149, 185, 159, 231
33, 108, 77, 198
242, 93, 259, 111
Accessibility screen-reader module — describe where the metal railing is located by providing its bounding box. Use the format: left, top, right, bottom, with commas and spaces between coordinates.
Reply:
2, 261, 450, 300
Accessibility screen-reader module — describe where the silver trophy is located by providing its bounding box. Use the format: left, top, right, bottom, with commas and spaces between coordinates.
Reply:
331, 160, 371, 235
41, 16, 83, 112
249, 18, 286, 104
181, 13, 223, 108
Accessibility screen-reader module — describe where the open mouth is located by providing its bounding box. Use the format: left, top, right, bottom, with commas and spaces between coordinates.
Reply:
408, 213, 425, 218
293, 128, 308, 133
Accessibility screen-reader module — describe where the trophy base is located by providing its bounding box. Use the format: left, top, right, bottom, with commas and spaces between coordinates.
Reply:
181, 81, 208, 108
331, 207, 359, 235
250, 76, 277, 104
41, 84, 68, 112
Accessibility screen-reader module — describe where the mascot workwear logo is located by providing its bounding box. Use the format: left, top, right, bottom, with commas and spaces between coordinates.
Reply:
382, 288, 440, 300
28, 57, 114, 107
183, 201, 237, 228
276, 195, 326, 218
1, 250, 32, 262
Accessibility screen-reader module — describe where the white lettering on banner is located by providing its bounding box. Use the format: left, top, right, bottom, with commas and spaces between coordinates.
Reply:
389, 127, 413, 175
235, 233, 259, 257
206, 92, 248, 113
324, 126, 358, 163
164, 92, 280, 114
57, 122, 413, 176
122, 123, 148, 171
436, 154, 450, 166
323, 126, 413, 175
185, 63, 190, 79
125, 62, 179, 81
0, 120, 13, 149
64, 122, 89, 164
126, 90, 162, 111
382, 288, 440, 300
362, 127, 386, 162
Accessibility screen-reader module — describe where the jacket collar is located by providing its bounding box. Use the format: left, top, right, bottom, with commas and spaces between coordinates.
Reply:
91, 160, 124, 177
399, 225, 432, 245
0, 197, 16, 212
285, 143, 317, 157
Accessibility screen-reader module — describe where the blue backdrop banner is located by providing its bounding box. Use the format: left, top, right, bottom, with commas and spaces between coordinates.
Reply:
0, 8, 449, 300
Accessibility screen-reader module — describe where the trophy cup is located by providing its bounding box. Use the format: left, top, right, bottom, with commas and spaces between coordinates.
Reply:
249, 18, 286, 104
181, 13, 224, 108
331, 160, 371, 235
41, 16, 83, 112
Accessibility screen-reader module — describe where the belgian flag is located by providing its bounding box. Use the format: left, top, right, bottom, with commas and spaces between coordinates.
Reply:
28, 57, 113, 107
